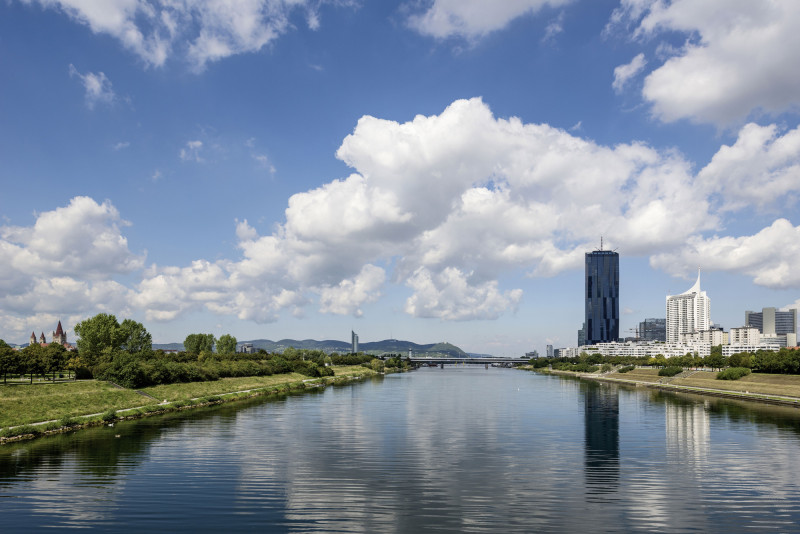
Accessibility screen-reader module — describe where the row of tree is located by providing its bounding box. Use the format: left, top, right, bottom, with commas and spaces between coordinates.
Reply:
0, 340, 76, 383
2, 313, 400, 387
530, 346, 800, 375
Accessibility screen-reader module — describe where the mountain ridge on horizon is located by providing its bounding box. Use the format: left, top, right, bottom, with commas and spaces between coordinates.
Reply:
153, 338, 492, 358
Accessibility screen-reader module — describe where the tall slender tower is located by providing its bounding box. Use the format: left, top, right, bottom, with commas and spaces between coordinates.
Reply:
351, 330, 359, 354
665, 270, 710, 342
584, 244, 619, 345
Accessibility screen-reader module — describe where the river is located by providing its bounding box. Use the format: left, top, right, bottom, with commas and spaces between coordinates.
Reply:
2, 367, 800, 532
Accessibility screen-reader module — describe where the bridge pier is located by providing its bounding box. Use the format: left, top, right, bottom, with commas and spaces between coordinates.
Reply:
485, 363, 489, 369
440, 363, 444, 369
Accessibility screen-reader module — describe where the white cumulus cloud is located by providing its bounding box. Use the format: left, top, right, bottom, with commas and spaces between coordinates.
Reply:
650, 219, 800, 289
318, 264, 386, 316
405, 267, 523, 320
6, 98, 800, 332
0, 197, 143, 339
610, 0, 800, 125
697, 123, 800, 212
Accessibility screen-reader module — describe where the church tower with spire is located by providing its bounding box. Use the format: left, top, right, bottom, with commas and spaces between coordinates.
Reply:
52, 320, 67, 345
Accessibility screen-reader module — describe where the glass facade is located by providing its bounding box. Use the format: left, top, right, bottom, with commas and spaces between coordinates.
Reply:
639, 318, 666, 341
585, 250, 619, 345
745, 308, 797, 335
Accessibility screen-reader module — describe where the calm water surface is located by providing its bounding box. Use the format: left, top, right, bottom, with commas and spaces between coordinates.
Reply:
3, 367, 800, 532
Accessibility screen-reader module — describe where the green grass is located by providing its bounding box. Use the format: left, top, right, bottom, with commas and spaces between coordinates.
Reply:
0, 366, 377, 429
672, 372, 800, 398
0, 380, 145, 428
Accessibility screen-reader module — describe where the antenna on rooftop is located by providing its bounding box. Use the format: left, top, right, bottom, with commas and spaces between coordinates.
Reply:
600, 236, 603, 251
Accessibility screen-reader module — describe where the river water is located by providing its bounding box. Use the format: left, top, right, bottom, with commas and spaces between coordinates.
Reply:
2, 367, 800, 532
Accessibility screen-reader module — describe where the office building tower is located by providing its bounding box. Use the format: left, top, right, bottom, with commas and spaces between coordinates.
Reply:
745, 307, 797, 335
351, 330, 359, 354
585, 249, 619, 345
639, 318, 666, 341
546, 344, 554, 358
666, 271, 710, 343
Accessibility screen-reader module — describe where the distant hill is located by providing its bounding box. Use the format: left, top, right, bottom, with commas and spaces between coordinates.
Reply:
153, 338, 478, 357
152, 342, 185, 351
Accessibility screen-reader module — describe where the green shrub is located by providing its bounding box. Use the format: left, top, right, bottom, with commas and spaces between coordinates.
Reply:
658, 366, 684, 377
618, 365, 636, 373
601, 363, 614, 373
717, 367, 752, 380
101, 409, 117, 422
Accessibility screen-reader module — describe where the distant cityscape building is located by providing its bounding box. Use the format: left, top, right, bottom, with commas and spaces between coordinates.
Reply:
546, 344, 554, 358
729, 326, 761, 346
239, 343, 254, 354
351, 330, 359, 354
666, 271, 710, 343
577, 323, 586, 348
584, 247, 619, 345
526, 350, 539, 359
639, 318, 666, 342
745, 307, 797, 335
578, 340, 711, 359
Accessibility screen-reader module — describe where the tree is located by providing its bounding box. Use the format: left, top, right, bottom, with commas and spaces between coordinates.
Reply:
74, 313, 121, 367
216, 334, 237, 355
704, 352, 727, 371
21, 343, 46, 384
183, 333, 216, 355
65, 353, 87, 380
43, 343, 67, 381
118, 318, 153, 356
0, 344, 20, 384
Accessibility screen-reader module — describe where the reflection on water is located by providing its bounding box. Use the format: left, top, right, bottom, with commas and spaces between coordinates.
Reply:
583, 382, 619, 499
3, 369, 800, 532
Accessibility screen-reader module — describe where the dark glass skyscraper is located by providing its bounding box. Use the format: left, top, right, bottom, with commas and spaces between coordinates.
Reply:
585, 250, 619, 345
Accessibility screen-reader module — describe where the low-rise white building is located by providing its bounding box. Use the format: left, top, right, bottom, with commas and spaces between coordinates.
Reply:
681, 328, 727, 346
577, 340, 711, 358
723, 343, 780, 357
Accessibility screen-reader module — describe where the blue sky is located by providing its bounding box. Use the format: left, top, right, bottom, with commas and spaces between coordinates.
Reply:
1, 0, 799, 355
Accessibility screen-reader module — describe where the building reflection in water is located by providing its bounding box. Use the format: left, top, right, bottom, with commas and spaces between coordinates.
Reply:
583, 382, 620, 498
665, 400, 709, 467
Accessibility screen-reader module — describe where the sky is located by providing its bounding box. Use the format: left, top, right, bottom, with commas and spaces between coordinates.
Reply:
1, 0, 800, 356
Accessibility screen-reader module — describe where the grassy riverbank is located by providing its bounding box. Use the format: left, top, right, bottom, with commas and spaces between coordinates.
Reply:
533, 366, 800, 406
0, 365, 378, 432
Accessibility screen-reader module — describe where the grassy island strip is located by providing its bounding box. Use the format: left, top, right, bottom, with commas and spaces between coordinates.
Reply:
531, 366, 800, 407
0, 365, 378, 443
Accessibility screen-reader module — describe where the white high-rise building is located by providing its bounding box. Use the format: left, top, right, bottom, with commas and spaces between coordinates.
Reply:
666, 271, 711, 343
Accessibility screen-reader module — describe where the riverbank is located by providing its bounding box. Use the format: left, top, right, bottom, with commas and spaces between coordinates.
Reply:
0, 365, 380, 444
532, 366, 800, 407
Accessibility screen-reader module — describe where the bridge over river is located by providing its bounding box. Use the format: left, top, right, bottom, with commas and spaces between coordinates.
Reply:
403, 357, 529, 367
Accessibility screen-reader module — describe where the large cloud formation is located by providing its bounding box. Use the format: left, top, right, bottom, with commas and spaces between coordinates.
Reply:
609, 0, 800, 126
4, 100, 800, 339
0, 197, 143, 337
